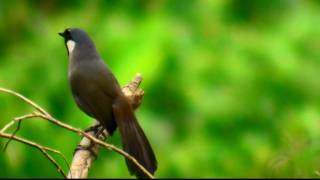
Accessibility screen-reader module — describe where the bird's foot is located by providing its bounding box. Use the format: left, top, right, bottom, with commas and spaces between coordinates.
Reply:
84, 123, 106, 138
84, 123, 101, 133
74, 123, 106, 159
94, 125, 106, 138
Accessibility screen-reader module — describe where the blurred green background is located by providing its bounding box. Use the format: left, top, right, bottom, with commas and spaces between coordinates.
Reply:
0, 0, 320, 178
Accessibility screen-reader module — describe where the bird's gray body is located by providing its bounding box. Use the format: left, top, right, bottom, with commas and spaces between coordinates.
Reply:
59, 28, 157, 178
68, 49, 119, 134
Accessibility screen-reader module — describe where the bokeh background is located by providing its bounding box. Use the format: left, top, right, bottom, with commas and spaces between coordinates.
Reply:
0, 0, 320, 178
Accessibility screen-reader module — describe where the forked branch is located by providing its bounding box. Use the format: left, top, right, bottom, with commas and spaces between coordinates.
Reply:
0, 74, 154, 179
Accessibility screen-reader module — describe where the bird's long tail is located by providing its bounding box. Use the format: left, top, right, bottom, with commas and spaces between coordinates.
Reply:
112, 97, 157, 178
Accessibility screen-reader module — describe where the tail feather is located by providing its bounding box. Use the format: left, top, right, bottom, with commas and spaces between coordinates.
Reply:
112, 98, 157, 178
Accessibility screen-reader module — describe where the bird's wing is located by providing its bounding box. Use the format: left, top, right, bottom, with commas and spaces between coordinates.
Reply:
69, 69, 117, 133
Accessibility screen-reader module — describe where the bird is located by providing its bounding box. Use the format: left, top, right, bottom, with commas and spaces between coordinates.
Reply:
58, 28, 157, 178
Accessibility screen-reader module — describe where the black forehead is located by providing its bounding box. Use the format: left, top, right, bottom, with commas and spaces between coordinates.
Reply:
65, 28, 71, 33
61, 28, 93, 45
61, 28, 72, 41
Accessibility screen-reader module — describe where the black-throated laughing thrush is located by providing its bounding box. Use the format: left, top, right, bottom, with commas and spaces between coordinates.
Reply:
59, 28, 157, 178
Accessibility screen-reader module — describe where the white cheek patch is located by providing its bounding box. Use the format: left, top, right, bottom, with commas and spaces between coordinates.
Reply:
67, 40, 76, 53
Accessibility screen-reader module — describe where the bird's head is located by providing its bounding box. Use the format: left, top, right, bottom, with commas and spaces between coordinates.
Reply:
59, 28, 96, 56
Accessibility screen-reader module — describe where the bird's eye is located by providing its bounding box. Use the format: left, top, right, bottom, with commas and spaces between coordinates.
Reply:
64, 29, 72, 40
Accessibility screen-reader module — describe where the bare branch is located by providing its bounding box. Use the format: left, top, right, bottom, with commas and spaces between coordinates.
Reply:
1, 112, 38, 133
0, 88, 50, 116
0, 132, 68, 178
1, 112, 45, 151
0, 73, 155, 179
0, 110, 153, 178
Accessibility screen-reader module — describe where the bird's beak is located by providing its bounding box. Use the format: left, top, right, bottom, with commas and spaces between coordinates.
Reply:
58, 32, 65, 38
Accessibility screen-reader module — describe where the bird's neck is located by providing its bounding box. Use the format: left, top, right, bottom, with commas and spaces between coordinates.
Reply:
69, 43, 100, 62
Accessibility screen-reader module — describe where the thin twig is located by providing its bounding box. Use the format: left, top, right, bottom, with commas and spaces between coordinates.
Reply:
0, 113, 36, 133
39, 148, 66, 178
4, 110, 151, 177
37, 113, 154, 179
0, 82, 154, 179
0, 88, 50, 116
0, 132, 68, 178
2, 120, 21, 152
1, 112, 43, 151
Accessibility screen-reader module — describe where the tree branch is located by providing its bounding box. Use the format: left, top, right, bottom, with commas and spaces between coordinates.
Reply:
0, 73, 154, 179
0, 132, 68, 178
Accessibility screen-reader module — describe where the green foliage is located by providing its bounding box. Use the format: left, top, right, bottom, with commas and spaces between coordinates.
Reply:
0, 0, 320, 178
